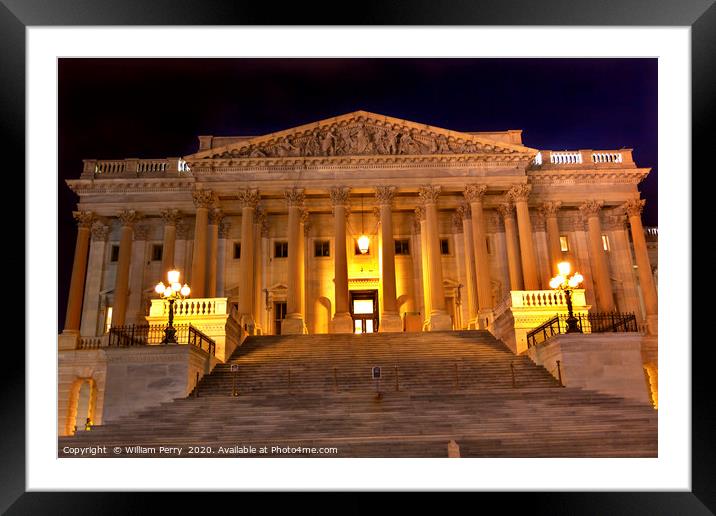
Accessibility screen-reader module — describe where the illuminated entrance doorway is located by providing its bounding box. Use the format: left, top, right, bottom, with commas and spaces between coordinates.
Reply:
350, 290, 379, 334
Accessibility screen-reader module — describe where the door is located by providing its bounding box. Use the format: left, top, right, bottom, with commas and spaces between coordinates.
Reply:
350, 290, 379, 334
274, 302, 287, 335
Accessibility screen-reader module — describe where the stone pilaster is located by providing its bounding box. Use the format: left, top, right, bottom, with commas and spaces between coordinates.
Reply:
539, 201, 563, 276
415, 205, 431, 328
579, 200, 616, 312
253, 207, 266, 334
506, 184, 540, 290
457, 204, 478, 329
282, 188, 306, 334
217, 220, 231, 298
375, 186, 402, 332
79, 222, 109, 338
206, 208, 224, 298
238, 189, 260, 330
464, 184, 494, 328
190, 189, 215, 298
497, 202, 524, 291
329, 187, 353, 333
160, 209, 182, 276
111, 209, 140, 327
418, 185, 452, 331
625, 199, 658, 334
62, 211, 95, 344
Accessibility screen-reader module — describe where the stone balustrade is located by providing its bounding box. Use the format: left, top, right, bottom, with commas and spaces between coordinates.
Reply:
533, 149, 634, 168
493, 289, 591, 354
146, 297, 240, 362
82, 158, 190, 178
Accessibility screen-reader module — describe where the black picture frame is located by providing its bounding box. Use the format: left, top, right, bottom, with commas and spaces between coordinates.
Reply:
4, 0, 710, 512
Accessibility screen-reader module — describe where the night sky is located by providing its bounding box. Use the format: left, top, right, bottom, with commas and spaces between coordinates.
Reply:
58, 58, 657, 329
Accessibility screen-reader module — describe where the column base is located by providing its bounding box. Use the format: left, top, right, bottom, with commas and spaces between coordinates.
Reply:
428, 312, 453, 331
379, 313, 403, 333
332, 312, 354, 334
281, 316, 306, 335
646, 314, 658, 335
239, 315, 258, 336
58, 331, 80, 351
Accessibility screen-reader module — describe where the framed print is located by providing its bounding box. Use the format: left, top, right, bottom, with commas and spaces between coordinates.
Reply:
3, 0, 712, 512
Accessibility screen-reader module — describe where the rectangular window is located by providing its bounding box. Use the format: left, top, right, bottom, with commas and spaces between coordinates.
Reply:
314, 240, 330, 257
275, 241, 289, 258
440, 238, 450, 255
110, 245, 120, 262
602, 235, 611, 252
151, 244, 163, 262
233, 242, 241, 259
560, 236, 569, 252
105, 307, 113, 333
394, 239, 410, 255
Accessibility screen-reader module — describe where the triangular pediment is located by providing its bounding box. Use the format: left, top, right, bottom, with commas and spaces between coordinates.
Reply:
185, 110, 537, 161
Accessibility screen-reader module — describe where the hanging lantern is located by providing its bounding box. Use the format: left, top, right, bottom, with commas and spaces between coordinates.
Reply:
357, 234, 370, 254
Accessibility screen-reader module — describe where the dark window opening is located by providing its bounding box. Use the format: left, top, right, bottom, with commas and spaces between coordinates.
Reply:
234, 242, 241, 259
440, 238, 450, 255
314, 240, 330, 257
110, 245, 120, 262
151, 244, 163, 262
275, 241, 289, 258
395, 239, 410, 255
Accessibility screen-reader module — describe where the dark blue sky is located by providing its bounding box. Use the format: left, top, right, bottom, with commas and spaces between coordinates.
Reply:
58, 58, 657, 327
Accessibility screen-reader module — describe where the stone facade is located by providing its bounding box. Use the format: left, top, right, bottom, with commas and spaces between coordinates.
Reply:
59, 110, 659, 433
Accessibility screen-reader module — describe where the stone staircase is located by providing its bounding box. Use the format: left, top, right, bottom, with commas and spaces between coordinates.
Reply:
58, 331, 657, 458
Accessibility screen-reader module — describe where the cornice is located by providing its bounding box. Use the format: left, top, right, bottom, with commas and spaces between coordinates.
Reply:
527, 168, 649, 185
66, 177, 195, 195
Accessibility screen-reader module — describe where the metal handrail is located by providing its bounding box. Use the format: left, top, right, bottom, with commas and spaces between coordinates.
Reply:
526, 312, 639, 348
106, 324, 215, 356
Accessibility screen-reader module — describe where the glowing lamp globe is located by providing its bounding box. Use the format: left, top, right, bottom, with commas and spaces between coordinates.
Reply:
357, 235, 370, 254
155, 281, 166, 294
549, 277, 561, 289
167, 269, 180, 284
180, 284, 191, 297
557, 261, 571, 276
171, 282, 182, 292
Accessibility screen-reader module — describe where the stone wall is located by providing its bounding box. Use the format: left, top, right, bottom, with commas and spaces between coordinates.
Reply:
526, 333, 652, 405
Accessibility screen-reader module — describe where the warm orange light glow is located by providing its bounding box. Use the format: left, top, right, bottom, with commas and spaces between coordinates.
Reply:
557, 261, 571, 276
167, 269, 180, 284
357, 235, 370, 254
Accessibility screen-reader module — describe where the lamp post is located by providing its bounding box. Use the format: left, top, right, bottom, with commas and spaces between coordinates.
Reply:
154, 268, 191, 344
549, 261, 584, 333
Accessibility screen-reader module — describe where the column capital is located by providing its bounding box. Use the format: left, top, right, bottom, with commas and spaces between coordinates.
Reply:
624, 198, 646, 217
414, 205, 426, 222
456, 203, 471, 220
300, 207, 310, 224
192, 188, 216, 209
303, 219, 312, 236
372, 206, 381, 222
238, 188, 260, 208
176, 220, 190, 239
418, 184, 441, 205
72, 210, 95, 228
463, 184, 487, 203
497, 202, 515, 219
160, 208, 182, 225
604, 213, 628, 231
532, 210, 546, 231
133, 223, 150, 241
538, 201, 562, 217
218, 221, 232, 239
117, 209, 141, 227
451, 212, 464, 232
375, 186, 396, 206
208, 208, 225, 225
284, 187, 305, 207
329, 186, 351, 206
579, 200, 604, 218
506, 184, 532, 203
90, 221, 109, 241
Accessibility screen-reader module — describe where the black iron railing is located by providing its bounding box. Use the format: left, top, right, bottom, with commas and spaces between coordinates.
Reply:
526, 312, 640, 349
107, 323, 215, 356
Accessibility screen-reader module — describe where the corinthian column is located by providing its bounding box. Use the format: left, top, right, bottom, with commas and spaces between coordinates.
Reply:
190, 189, 215, 298
112, 209, 140, 327
497, 202, 524, 291
238, 189, 260, 329
80, 222, 109, 337
540, 201, 563, 276
418, 185, 452, 331
579, 200, 615, 311
375, 186, 402, 332
329, 187, 353, 333
415, 206, 432, 328
282, 188, 306, 334
625, 199, 658, 334
63, 211, 95, 334
206, 208, 224, 298
456, 204, 478, 328
160, 209, 182, 276
464, 184, 494, 328
253, 207, 266, 334
507, 184, 539, 290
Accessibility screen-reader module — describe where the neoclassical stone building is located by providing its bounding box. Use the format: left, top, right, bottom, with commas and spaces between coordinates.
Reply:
58, 111, 659, 432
